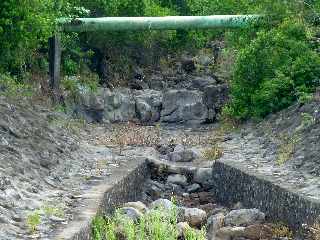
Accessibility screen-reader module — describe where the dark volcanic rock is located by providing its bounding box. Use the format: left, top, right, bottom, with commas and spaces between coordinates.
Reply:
161, 89, 208, 124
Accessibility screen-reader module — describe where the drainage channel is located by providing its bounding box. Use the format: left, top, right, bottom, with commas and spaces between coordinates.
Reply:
55, 158, 320, 240
54, 158, 149, 240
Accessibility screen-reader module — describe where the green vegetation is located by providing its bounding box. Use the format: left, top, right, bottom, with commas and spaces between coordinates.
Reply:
0, 73, 33, 98
0, 0, 56, 74
271, 223, 294, 239
225, 18, 320, 119
26, 210, 41, 233
300, 112, 316, 129
61, 73, 99, 101
222, 0, 320, 119
92, 204, 206, 240
42, 202, 65, 218
276, 134, 300, 165
202, 145, 224, 161
0, 0, 319, 120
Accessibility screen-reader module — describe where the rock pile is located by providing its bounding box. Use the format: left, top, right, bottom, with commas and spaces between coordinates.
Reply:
135, 159, 292, 240
66, 76, 228, 124
120, 198, 272, 240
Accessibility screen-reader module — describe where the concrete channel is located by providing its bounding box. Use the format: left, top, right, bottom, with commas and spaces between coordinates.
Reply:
54, 159, 320, 239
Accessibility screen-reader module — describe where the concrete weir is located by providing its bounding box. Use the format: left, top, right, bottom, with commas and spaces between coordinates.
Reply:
55, 158, 320, 239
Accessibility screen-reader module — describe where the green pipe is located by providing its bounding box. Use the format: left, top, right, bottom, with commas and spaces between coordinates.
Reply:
58, 15, 259, 32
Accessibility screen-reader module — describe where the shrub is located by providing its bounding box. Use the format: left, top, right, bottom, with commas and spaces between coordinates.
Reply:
61, 74, 99, 101
225, 18, 320, 119
0, 0, 57, 74
0, 73, 33, 97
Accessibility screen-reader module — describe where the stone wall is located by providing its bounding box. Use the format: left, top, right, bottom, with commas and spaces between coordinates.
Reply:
212, 161, 320, 230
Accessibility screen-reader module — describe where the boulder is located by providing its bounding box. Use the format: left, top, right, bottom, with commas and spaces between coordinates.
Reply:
49, 216, 66, 223
168, 145, 199, 162
224, 209, 265, 227
167, 174, 188, 186
150, 199, 174, 210
177, 222, 190, 238
184, 207, 207, 227
214, 224, 272, 240
119, 207, 143, 221
193, 168, 213, 188
64, 84, 104, 123
206, 213, 225, 240
187, 183, 201, 193
104, 88, 136, 122
168, 150, 197, 162
134, 90, 162, 123
243, 224, 273, 240
204, 84, 229, 114
215, 226, 246, 240
161, 90, 208, 124
124, 201, 148, 213
190, 76, 217, 91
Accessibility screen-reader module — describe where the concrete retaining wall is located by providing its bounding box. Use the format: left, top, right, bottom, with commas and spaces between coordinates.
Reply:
212, 161, 320, 229
55, 159, 150, 240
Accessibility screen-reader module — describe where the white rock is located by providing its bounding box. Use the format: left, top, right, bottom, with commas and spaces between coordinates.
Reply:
150, 199, 174, 210
215, 226, 246, 240
224, 209, 265, 227
187, 183, 201, 193
120, 207, 143, 221
49, 216, 66, 223
167, 174, 188, 186
206, 213, 225, 240
124, 201, 148, 213
193, 168, 213, 187
184, 207, 207, 227
177, 222, 190, 237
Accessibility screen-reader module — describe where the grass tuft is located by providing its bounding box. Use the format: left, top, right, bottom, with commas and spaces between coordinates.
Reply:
26, 211, 41, 233
202, 145, 223, 161
92, 202, 205, 240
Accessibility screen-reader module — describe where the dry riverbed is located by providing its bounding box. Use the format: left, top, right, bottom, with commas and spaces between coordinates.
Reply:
1, 96, 320, 239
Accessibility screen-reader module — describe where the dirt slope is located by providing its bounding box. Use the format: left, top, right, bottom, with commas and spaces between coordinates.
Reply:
0, 96, 80, 239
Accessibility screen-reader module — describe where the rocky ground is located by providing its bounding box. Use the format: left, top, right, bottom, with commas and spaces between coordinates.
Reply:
2, 91, 320, 239
1, 49, 320, 239
0, 96, 160, 239
96, 159, 299, 240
